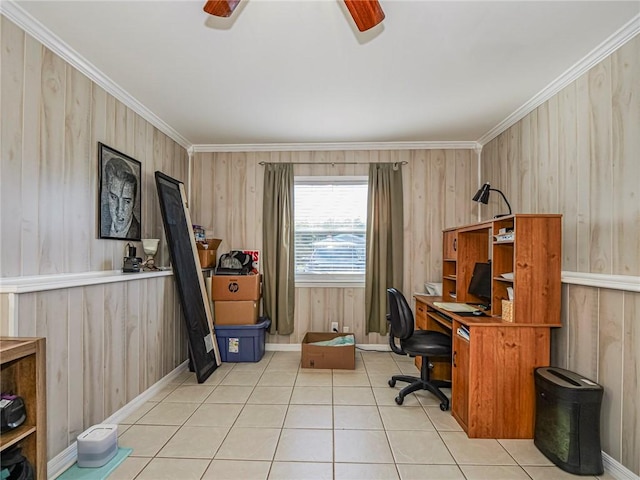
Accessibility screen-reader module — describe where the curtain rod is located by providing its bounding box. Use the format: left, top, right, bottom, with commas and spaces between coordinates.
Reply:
258, 161, 408, 166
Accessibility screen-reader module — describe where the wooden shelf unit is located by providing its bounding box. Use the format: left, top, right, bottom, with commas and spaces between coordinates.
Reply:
441, 228, 458, 301
0, 337, 46, 479
446, 214, 562, 324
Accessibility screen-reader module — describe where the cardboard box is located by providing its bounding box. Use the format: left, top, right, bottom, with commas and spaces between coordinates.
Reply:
214, 300, 259, 325
301, 332, 356, 370
211, 274, 261, 301
197, 238, 222, 268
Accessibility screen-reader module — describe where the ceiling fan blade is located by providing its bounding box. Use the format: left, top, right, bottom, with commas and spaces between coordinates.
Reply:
203, 0, 241, 18
343, 0, 385, 32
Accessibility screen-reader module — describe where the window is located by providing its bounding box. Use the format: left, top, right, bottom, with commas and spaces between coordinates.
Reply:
295, 176, 368, 285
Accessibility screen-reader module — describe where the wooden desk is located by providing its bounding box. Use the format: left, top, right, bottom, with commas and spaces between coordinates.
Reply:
414, 295, 556, 439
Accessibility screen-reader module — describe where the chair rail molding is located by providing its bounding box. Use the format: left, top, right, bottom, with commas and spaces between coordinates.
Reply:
0, 270, 173, 294
561, 271, 640, 292
0, 270, 175, 335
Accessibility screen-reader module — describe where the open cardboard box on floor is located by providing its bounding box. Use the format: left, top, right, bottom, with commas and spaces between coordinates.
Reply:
301, 332, 356, 370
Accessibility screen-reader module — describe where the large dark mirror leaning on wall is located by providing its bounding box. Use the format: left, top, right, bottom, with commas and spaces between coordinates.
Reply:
155, 171, 220, 383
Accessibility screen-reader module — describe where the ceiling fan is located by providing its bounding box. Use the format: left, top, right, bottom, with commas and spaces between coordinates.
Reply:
203, 0, 385, 32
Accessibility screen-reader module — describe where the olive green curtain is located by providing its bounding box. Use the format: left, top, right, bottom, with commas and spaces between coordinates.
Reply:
365, 163, 404, 335
262, 164, 295, 335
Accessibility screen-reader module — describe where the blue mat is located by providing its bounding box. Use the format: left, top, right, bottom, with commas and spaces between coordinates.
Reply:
57, 447, 133, 480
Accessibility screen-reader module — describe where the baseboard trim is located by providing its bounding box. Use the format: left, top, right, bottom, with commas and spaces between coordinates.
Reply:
47, 361, 189, 479
47, 445, 77, 480
265, 343, 301, 352
265, 343, 390, 352
356, 344, 391, 352
603, 452, 640, 480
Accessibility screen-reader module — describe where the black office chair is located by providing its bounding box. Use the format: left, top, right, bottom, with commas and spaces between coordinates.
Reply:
386, 288, 452, 410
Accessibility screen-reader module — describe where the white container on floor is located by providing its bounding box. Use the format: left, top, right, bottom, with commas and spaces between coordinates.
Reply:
76, 424, 118, 468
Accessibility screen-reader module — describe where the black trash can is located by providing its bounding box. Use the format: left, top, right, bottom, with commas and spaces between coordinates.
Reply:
534, 367, 604, 476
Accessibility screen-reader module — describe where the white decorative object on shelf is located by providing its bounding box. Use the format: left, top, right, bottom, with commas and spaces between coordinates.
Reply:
424, 282, 443, 296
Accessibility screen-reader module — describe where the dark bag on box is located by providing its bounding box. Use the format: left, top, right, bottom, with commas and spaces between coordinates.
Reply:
216, 251, 253, 275
0, 446, 34, 480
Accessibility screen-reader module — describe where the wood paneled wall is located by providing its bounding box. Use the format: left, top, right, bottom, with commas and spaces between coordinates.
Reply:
480, 35, 640, 277
8, 278, 187, 460
191, 149, 478, 344
1, 17, 190, 462
482, 35, 640, 476
0, 16, 188, 278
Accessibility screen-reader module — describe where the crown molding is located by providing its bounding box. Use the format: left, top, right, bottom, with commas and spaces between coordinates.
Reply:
477, 13, 640, 146
5, 1, 637, 154
1, 1, 191, 150
191, 141, 480, 153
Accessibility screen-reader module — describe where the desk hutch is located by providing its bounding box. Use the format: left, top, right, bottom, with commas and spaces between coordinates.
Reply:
415, 214, 562, 438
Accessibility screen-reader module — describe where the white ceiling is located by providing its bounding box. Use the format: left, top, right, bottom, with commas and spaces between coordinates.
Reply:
7, 1, 640, 147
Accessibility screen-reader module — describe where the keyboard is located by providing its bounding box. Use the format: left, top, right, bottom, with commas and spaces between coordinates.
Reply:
433, 302, 479, 313
434, 311, 453, 324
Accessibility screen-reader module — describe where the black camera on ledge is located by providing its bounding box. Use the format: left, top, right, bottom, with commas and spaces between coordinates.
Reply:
122, 256, 141, 273
122, 243, 142, 273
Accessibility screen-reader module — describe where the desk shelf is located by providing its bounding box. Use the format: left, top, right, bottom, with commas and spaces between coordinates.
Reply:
443, 215, 561, 324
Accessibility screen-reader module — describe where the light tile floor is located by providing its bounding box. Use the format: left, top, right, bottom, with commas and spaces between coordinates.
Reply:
110, 351, 615, 480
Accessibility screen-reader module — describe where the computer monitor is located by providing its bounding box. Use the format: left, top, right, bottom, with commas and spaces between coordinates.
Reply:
468, 261, 492, 304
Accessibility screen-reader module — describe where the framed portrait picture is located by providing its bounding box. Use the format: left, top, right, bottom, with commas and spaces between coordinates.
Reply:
98, 142, 142, 240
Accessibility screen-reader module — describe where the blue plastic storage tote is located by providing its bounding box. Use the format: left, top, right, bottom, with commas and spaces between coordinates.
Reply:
214, 318, 270, 362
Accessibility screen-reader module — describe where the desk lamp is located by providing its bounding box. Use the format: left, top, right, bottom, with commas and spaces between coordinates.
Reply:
472, 183, 512, 218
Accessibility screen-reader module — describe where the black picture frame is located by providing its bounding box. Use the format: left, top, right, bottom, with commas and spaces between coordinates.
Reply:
155, 171, 220, 383
98, 142, 142, 240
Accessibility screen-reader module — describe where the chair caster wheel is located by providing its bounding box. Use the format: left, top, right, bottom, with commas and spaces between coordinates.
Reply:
440, 403, 448, 411
388, 379, 396, 388
395, 395, 404, 405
